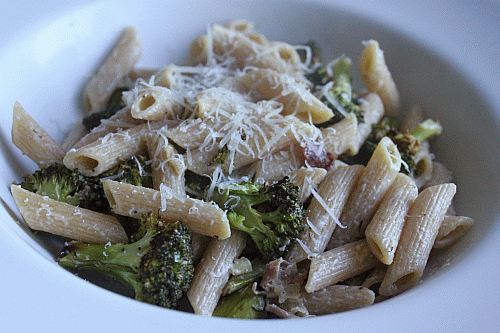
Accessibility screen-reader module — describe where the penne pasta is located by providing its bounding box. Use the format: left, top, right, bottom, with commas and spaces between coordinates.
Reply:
146, 131, 186, 194
359, 40, 400, 116
433, 215, 474, 249
240, 68, 334, 124
64, 122, 164, 177
302, 285, 375, 315
12, 102, 66, 167
328, 136, 401, 249
187, 230, 247, 316
379, 183, 456, 296
365, 173, 418, 265
102, 180, 231, 239
285, 164, 364, 263
10, 185, 128, 244
83, 26, 142, 113
305, 239, 380, 293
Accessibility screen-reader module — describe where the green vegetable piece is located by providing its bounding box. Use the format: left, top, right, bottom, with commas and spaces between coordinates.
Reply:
213, 284, 266, 319
58, 217, 194, 309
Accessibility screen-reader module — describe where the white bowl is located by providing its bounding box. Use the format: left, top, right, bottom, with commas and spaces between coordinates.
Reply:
1, 0, 499, 332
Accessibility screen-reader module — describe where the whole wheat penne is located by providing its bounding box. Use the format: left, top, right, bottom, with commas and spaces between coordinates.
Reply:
12, 102, 65, 167
187, 229, 247, 316
240, 68, 334, 124
365, 173, 418, 264
287, 166, 328, 203
70, 106, 144, 150
102, 180, 231, 239
64, 122, 164, 177
10, 185, 128, 244
305, 239, 380, 293
379, 183, 456, 296
328, 137, 401, 249
189, 24, 304, 82
359, 40, 400, 116
130, 86, 181, 120
347, 92, 384, 155
285, 164, 364, 263
302, 285, 375, 315
321, 115, 358, 158
433, 215, 474, 249
83, 26, 142, 113
146, 131, 186, 194
361, 265, 387, 289
253, 145, 304, 183
185, 111, 320, 176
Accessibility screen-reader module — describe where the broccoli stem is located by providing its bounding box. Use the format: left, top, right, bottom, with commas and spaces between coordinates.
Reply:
58, 231, 152, 291
213, 284, 266, 319
410, 119, 442, 142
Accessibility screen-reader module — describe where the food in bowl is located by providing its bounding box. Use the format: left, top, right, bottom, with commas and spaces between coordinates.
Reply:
9, 20, 473, 318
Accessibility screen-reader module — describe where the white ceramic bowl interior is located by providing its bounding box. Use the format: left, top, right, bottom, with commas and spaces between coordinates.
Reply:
1, 0, 499, 332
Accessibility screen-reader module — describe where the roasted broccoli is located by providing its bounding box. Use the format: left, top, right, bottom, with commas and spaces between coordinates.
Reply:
206, 177, 305, 260
18, 155, 152, 214
311, 56, 363, 126
19, 163, 108, 212
58, 216, 194, 309
82, 86, 128, 131
347, 117, 442, 174
213, 284, 266, 319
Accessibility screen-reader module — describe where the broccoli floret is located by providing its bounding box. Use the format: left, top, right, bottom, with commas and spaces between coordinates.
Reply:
312, 56, 363, 127
222, 257, 267, 295
206, 177, 305, 260
58, 216, 194, 309
347, 117, 442, 174
18, 155, 152, 214
82, 86, 128, 131
184, 170, 211, 199
100, 154, 152, 188
213, 284, 266, 319
19, 163, 108, 212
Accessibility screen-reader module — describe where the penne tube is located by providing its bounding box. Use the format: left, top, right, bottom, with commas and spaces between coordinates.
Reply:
365, 173, 418, 265
253, 145, 304, 183
12, 102, 66, 167
379, 183, 456, 296
328, 137, 401, 249
359, 40, 400, 116
302, 285, 375, 315
285, 164, 364, 263
146, 131, 186, 194
70, 106, 143, 150
433, 215, 474, 249
240, 68, 334, 124
321, 115, 358, 158
347, 92, 384, 155
102, 180, 231, 239
83, 26, 142, 113
64, 122, 164, 177
189, 24, 304, 82
10, 185, 128, 244
187, 229, 247, 316
305, 239, 380, 293
130, 86, 181, 121
287, 166, 328, 203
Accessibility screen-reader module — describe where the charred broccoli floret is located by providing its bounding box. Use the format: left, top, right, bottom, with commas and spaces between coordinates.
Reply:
18, 155, 152, 213
82, 86, 128, 131
100, 154, 152, 188
19, 163, 107, 212
58, 216, 194, 309
206, 177, 305, 260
